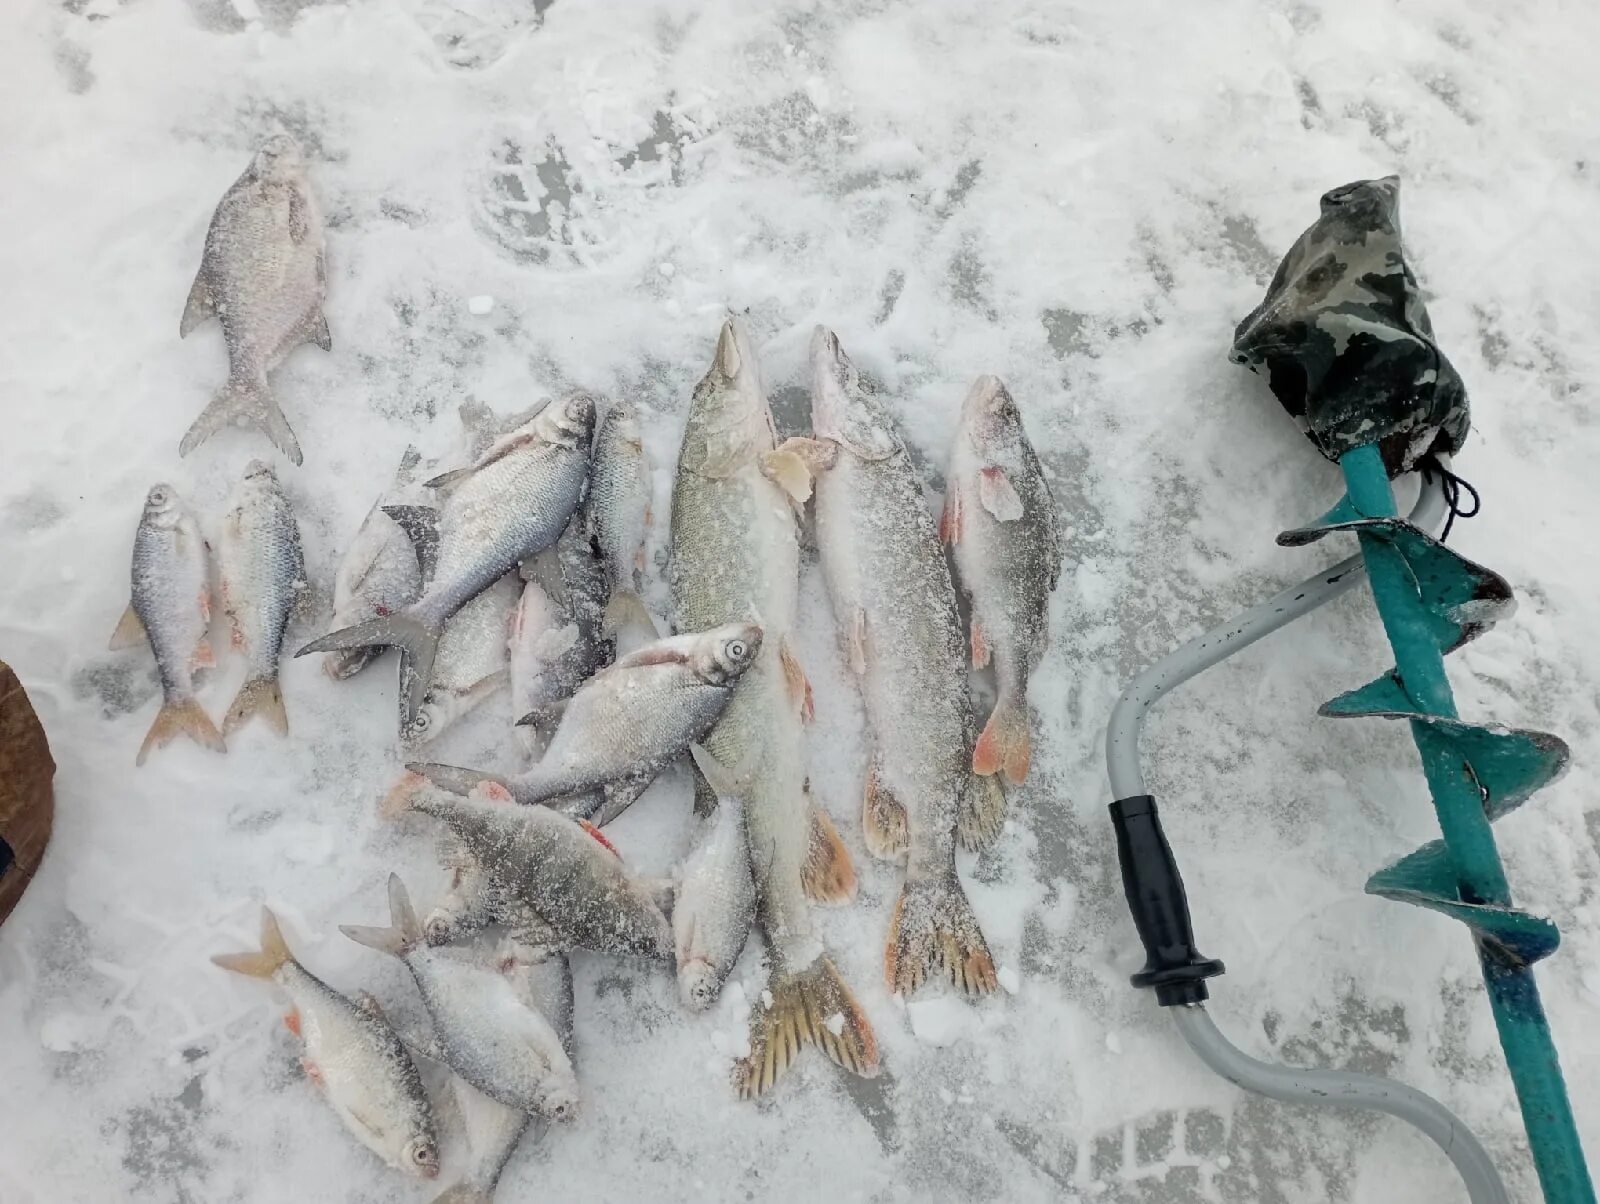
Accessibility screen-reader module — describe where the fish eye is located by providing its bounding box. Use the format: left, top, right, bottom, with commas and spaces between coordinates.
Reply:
149, 488, 168, 505
410, 711, 431, 733
406, 1138, 439, 1174
727, 640, 746, 660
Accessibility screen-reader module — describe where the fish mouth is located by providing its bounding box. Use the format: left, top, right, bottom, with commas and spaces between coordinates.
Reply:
808, 326, 898, 461
243, 459, 276, 482
960, 375, 1014, 445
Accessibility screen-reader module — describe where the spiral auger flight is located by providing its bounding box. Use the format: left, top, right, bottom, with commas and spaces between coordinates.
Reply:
1279, 443, 1594, 1202
1101, 175, 1595, 1203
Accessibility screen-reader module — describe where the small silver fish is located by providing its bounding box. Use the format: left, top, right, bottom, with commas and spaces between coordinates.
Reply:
217, 460, 307, 737
324, 447, 424, 680
674, 746, 756, 1010
211, 909, 439, 1179
408, 622, 761, 809
588, 401, 654, 635
179, 134, 328, 467
406, 573, 517, 746
508, 573, 604, 761
381, 781, 673, 960
343, 876, 579, 1122
298, 395, 594, 727
804, 326, 1002, 998
429, 953, 574, 1204
112, 484, 226, 765
668, 319, 873, 1098
943, 377, 1062, 785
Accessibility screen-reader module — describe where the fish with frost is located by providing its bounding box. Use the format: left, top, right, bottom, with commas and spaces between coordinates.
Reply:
796, 326, 1003, 997
217, 460, 307, 737
407, 621, 761, 814
297, 394, 594, 726
211, 908, 439, 1179
509, 531, 612, 760
942, 376, 1062, 785
669, 318, 873, 1097
674, 746, 757, 1010
382, 779, 673, 959
430, 953, 575, 1204
110, 483, 225, 765
179, 134, 328, 467
405, 573, 517, 746
343, 875, 579, 1122
324, 447, 424, 680
588, 401, 655, 635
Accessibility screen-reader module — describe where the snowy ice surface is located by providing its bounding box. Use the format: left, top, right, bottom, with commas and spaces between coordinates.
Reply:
3, 1, 1599, 1202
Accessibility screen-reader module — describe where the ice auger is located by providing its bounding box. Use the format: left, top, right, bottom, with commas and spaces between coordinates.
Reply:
1105, 177, 1595, 1203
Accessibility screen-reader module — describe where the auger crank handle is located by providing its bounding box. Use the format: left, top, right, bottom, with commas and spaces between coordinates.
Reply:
1110, 795, 1225, 1005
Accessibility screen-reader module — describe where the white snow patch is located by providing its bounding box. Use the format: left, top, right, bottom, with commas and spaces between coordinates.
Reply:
467, 294, 495, 316
906, 997, 974, 1047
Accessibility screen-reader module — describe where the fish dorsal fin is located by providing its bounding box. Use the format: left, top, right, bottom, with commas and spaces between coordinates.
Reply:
381, 505, 440, 583
426, 428, 540, 490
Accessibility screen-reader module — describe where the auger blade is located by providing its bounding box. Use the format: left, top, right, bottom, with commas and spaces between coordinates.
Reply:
1367, 841, 1561, 968
1280, 516, 1514, 653
1320, 669, 1417, 718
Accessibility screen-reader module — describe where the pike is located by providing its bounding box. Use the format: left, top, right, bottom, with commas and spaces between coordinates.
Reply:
942, 377, 1062, 784
795, 327, 1004, 998
669, 318, 873, 1096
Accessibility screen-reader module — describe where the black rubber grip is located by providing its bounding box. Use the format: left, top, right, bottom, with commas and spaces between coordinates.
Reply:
1110, 795, 1225, 1006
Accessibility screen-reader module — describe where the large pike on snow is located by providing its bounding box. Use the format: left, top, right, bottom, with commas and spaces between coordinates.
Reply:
943, 376, 1061, 785
298, 395, 594, 726
799, 327, 1004, 997
670, 318, 873, 1094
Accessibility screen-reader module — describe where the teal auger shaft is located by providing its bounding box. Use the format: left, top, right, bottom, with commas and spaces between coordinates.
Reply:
1340, 444, 1595, 1203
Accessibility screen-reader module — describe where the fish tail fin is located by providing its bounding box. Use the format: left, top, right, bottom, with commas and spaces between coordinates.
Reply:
801, 801, 857, 904
885, 873, 997, 997
404, 762, 516, 800
296, 609, 441, 726
137, 696, 225, 766
223, 674, 288, 738
340, 873, 423, 958
861, 763, 909, 860
600, 589, 652, 637
429, 1188, 493, 1204
379, 770, 430, 819
180, 375, 303, 467
733, 956, 880, 1098
211, 907, 293, 979
973, 697, 1030, 784
957, 768, 1008, 852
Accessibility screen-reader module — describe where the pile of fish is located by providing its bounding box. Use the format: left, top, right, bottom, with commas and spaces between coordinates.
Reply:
112, 136, 1063, 1198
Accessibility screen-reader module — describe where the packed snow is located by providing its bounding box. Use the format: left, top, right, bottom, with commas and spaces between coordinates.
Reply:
3, 1, 1599, 1201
